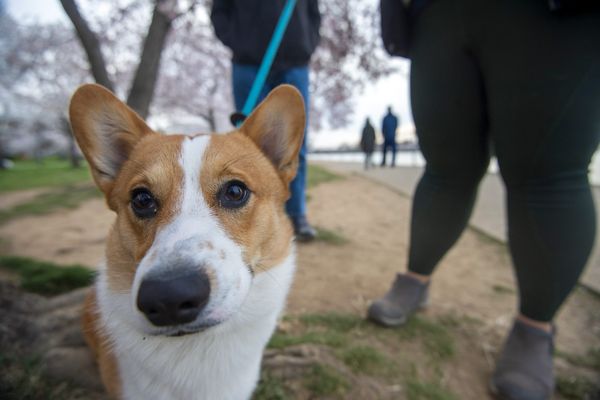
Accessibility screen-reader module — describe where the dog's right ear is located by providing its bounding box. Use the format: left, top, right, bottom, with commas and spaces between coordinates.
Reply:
239, 85, 306, 185
69, 84, 154, 196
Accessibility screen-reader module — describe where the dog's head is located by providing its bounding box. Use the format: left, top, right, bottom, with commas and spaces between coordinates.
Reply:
70, 84, 305, 336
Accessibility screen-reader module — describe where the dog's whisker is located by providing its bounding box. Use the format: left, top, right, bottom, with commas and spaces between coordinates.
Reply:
254, 264, 285, 290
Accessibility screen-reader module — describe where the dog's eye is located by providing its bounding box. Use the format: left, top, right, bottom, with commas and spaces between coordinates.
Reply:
131, 188, 158, 219
218, 180, 250, 209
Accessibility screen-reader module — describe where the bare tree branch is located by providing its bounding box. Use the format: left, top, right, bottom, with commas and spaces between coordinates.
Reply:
58, 0, 114, 91
126, 0, 175, 118
173, 0, 200, 21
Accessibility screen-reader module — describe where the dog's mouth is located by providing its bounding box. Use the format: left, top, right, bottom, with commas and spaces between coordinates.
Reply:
165, 322, 219, 337
167, 328, 206, 337
142, 319, 221, 338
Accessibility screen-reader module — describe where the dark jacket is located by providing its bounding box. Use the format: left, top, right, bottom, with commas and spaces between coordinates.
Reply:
211, 0, 321, 71
382, 112, 398, 143
360, 121, 376, 153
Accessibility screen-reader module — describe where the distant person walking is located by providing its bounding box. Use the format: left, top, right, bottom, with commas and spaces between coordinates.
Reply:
369, 1, 600, 399
360, 118, 376, 170
381, 106, 398, 167
211, 0, 321, 242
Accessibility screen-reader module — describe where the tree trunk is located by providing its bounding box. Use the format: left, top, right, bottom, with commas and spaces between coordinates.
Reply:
126, 3, 173, 119
61, 0, 179, 119
58, 0, 114, 91
207, 107, 216, 132
61, 116, 81, 168
68, 140, 82, 168
207, 83, 218, 131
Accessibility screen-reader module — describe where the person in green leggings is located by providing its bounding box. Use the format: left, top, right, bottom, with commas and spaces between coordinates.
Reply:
368, 1, 600, 399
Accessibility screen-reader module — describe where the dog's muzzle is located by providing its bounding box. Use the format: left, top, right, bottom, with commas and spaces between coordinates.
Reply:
136, 270, 211, 327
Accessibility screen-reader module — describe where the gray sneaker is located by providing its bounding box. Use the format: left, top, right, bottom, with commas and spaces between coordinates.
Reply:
490, 320, 555, 400
367, 273, 429, 327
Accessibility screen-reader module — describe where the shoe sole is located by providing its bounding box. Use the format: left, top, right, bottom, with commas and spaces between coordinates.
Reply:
367, 301, 429, 327
489, 381, 523, 400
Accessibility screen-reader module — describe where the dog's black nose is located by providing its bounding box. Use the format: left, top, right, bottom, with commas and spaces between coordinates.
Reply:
137, 271, 211, 327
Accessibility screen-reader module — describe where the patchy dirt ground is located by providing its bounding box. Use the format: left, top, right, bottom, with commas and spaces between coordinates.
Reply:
1, 166, 599, 399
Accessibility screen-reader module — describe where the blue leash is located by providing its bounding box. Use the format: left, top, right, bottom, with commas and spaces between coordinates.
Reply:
232, 0, 297, 126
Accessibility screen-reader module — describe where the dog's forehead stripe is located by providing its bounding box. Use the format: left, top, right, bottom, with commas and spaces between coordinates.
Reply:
180, 135, 210, 214
132, 135, 214, 283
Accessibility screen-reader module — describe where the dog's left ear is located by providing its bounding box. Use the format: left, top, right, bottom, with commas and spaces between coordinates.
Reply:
69, 84, 154, 197
240, 85, 306, 184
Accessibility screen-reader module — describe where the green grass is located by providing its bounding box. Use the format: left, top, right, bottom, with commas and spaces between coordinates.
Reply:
340, 345, 395, 376
303, 364, 349, 396
405, 378, 459, 400
0, 185, 101, 225
0, 353, 47, 400
556, 375, 600, 400
307, 164, 343, 189
0, 353, 82, 400
254, 372, 290, 400
396, 316, 456, 362
299, 313, 367, 332
314, 227, 349, 245
267, 312, 459, 397
268, 330, 348, 350
556, 347, 600, 371
274, 312, 455, 362
269, 312, 461, 400
269, 313, 367, 350
0, 158, 91, 192
0, 255, 94, 295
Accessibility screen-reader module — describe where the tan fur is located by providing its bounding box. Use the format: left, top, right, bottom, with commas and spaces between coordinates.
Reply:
69, 84, 154, 200
104, 134, 185, 292
70, 83, 305, 399
200, 86, 305, 271
82, 290, 121, 398
202, 133, 295, 272
240, 85, 306, 184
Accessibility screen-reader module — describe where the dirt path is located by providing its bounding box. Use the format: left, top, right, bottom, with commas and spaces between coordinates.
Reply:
0, 188, 48, 211
0, 198, 113, 266
296, 173, 600, 353
1, 167, 598, 399
296, 173, 600, 399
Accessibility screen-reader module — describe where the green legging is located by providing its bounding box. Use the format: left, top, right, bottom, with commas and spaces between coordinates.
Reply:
407, 0, 600, 322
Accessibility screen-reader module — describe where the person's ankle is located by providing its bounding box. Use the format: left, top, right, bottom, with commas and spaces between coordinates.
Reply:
406, 271, 431, 284
516, 314, 553, 334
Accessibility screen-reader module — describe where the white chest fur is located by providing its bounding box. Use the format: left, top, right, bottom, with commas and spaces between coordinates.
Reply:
96, 253, 296, 400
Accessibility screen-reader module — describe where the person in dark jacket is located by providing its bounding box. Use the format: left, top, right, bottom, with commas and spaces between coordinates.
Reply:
369, 1, 600, 399
360, 118, 376, 170
380, 106, 398, 167
211, 0, 321, 242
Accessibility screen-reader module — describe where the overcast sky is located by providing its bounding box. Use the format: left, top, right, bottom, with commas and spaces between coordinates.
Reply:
6, 0, 415, 149
7, 0, 67, 23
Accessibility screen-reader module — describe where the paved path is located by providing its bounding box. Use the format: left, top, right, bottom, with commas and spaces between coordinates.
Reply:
318, 161, 600, 293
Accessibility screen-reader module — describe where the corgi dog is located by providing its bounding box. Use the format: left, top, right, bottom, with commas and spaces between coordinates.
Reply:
70, 83, 305, 399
